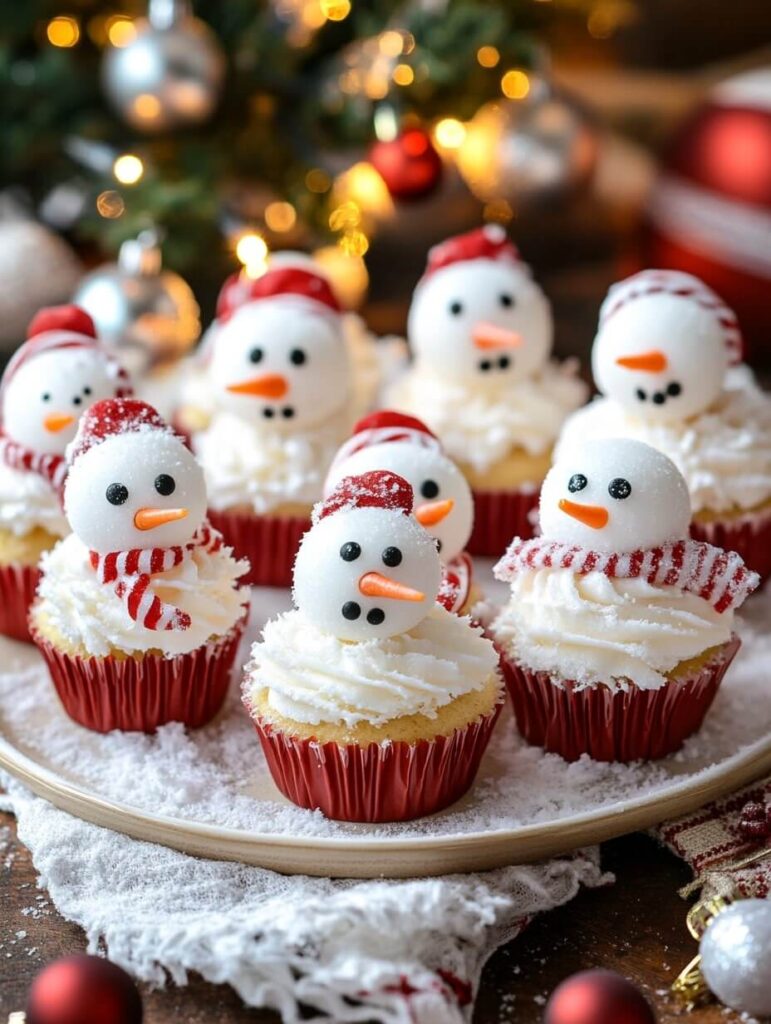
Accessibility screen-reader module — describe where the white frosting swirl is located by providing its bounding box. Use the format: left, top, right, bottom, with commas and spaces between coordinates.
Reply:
36, 533, 249, 657
491, 567, 732, 691
245, 605, 499, 728
555, 386, 771, 514
387, 360, 587, 472
193, 409, 349, 514
0, 463, 68, 538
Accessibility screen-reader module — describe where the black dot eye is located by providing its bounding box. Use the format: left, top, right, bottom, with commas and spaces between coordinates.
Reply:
249, 347, 263, 364
83, 386, 92, 397
608, 477, 632, 500
154, 474, 176, 496
340, 541, 361, 562
72, 396, 82, 406
420, 479, 439, 499
652, 392, 666, 405
106, 482, 129, 506
435, 538, 443, 553
263, 407, 274, 418
449, 301, 463, 316
636, 389, 647, 401
282, 407, 294, 419
289, 349, 306, 366
568, 473, 587, 493
367, 608, 385, 625
479, 360, 492, 372
342, 601, 361, 620
499, 293, 514, 308
382, 546, 402, 567
42, 393, 51, 402
498, 355, 510, 370
667, 381, 682, 397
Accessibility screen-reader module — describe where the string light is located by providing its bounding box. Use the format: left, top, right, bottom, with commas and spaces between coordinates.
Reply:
476, 45, 500, 68
96, 190, 124, 218
340, 230, 369, 257
392, 64, 414, 87
433, 118, 466, 150
235, 232, 269, 269
334, 162, 394, 220
305, 168, 332, 193
264, 201, 297, 232
132, 94, 162, 123
113, 154, 144, 185
320, 0, 351, 21
501, 69, 530, 100
379, 30, 404, 57
106, 15, 136, 47
47, 16, 80, 47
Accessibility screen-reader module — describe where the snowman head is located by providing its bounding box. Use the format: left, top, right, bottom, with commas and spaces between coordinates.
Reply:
65, 399, 207, 554
293, 470, 442, 641
324, 411, 474, 562
0, 305, 132, 456
209, 266, 350, 429
540, 438, 691, 554
407, 225, 552, 385
592, 270, 743, 422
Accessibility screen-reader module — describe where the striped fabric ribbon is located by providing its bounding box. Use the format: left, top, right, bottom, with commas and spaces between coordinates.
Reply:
0, 435, 67, 493
437, 552, 473, 614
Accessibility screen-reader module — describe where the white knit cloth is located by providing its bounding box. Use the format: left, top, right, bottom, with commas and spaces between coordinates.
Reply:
0, 778, 606, 1023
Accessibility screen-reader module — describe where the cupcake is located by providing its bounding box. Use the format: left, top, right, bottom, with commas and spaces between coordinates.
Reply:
324, 410, 479, 615
30, 399, 249, 733
556, 269, 771, 583
0, 305, 131, 642
189, 264, 354, 586
243, 470, 502, 821
387, 225, 587, 556
491, 438, 758, 763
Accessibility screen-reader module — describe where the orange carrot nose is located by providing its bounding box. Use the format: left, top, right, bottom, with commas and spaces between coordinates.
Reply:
358, 572, 425, 603
558, 499, 609, 530
227, 373, 288, 399
615, 350, 668, 373
472, 323, 524, 350
134, 507, 189, 531
43, 413, 75, 433
415, 498, 454, 526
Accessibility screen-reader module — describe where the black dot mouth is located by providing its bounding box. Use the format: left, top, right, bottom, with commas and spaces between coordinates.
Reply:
636, 381, 682, 405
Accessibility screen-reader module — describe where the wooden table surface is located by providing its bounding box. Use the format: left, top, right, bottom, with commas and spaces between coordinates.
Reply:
0, 809, 750, 1023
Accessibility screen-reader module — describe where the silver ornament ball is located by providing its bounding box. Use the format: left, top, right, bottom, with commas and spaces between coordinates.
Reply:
700, 898, 771, 1017
458, 77, 598, 205
73, 231, 200, 375
102, 9, 224, 131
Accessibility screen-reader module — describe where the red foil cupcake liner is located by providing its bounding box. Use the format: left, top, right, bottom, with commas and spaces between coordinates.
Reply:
691, 509, 771, 586
467, 488, 539, 558
30, 618, 245, 734
253, 699, 503, 822
499, 635, 740, 763
207, 507, 310, 588
0, 563, 40, 643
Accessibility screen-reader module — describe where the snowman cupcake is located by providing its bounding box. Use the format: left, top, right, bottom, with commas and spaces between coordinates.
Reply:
0, 306, 131, 642
324, 411, 478, 614
243, 470, 502, 821
491, 438, 758, 763
387, 225, 587, 556
190, 265, 354, 586
556, 270, 771, 583
30, 399, 249, 733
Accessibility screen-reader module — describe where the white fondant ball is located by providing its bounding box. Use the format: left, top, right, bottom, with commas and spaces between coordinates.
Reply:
2, 348, 125, 456
210, 299, 350, 429
592, 293, 728, 422
700, 899, 771, 1018
540, 438, 691, 553
65, 430, 207, 553
407, 259, 552, 383
325, 443, 473, 562
293, 505, 441, 641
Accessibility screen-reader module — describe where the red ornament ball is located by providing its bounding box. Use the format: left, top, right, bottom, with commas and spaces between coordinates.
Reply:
26, 954, 143, 1024
544, 970, 656, 1024
369, 128, 443, 201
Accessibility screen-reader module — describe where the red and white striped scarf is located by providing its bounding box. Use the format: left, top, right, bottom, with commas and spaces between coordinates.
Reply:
89, 522, 223, 632
437, 552, 473, 614
0, 435, 67, 493
494, 537, 759, 614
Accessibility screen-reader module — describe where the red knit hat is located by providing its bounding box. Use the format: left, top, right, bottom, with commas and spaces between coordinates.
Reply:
316, 470, 414, 523
421, 225, 521, 281
68, 398, 170, 465
328, 410, 441, 479
599, 269, 744, 364
217, 266, 342, 322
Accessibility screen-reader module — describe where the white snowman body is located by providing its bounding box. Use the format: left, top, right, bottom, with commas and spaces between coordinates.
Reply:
540, 438, 691, 553
3, 347, 125, 456
407, 259, 552, 385
65, 429, 207, 554
293, 504, 441, 642
209, 298, 351, 430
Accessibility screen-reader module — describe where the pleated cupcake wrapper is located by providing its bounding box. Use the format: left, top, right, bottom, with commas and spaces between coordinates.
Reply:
499, 634, 741, 764
207, 507, 310, 588
30, 617, 246, 734
0, 563, 40, 643
467, 487, 539, 558
253, 698, 503, 823
690, 507, 771, 586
